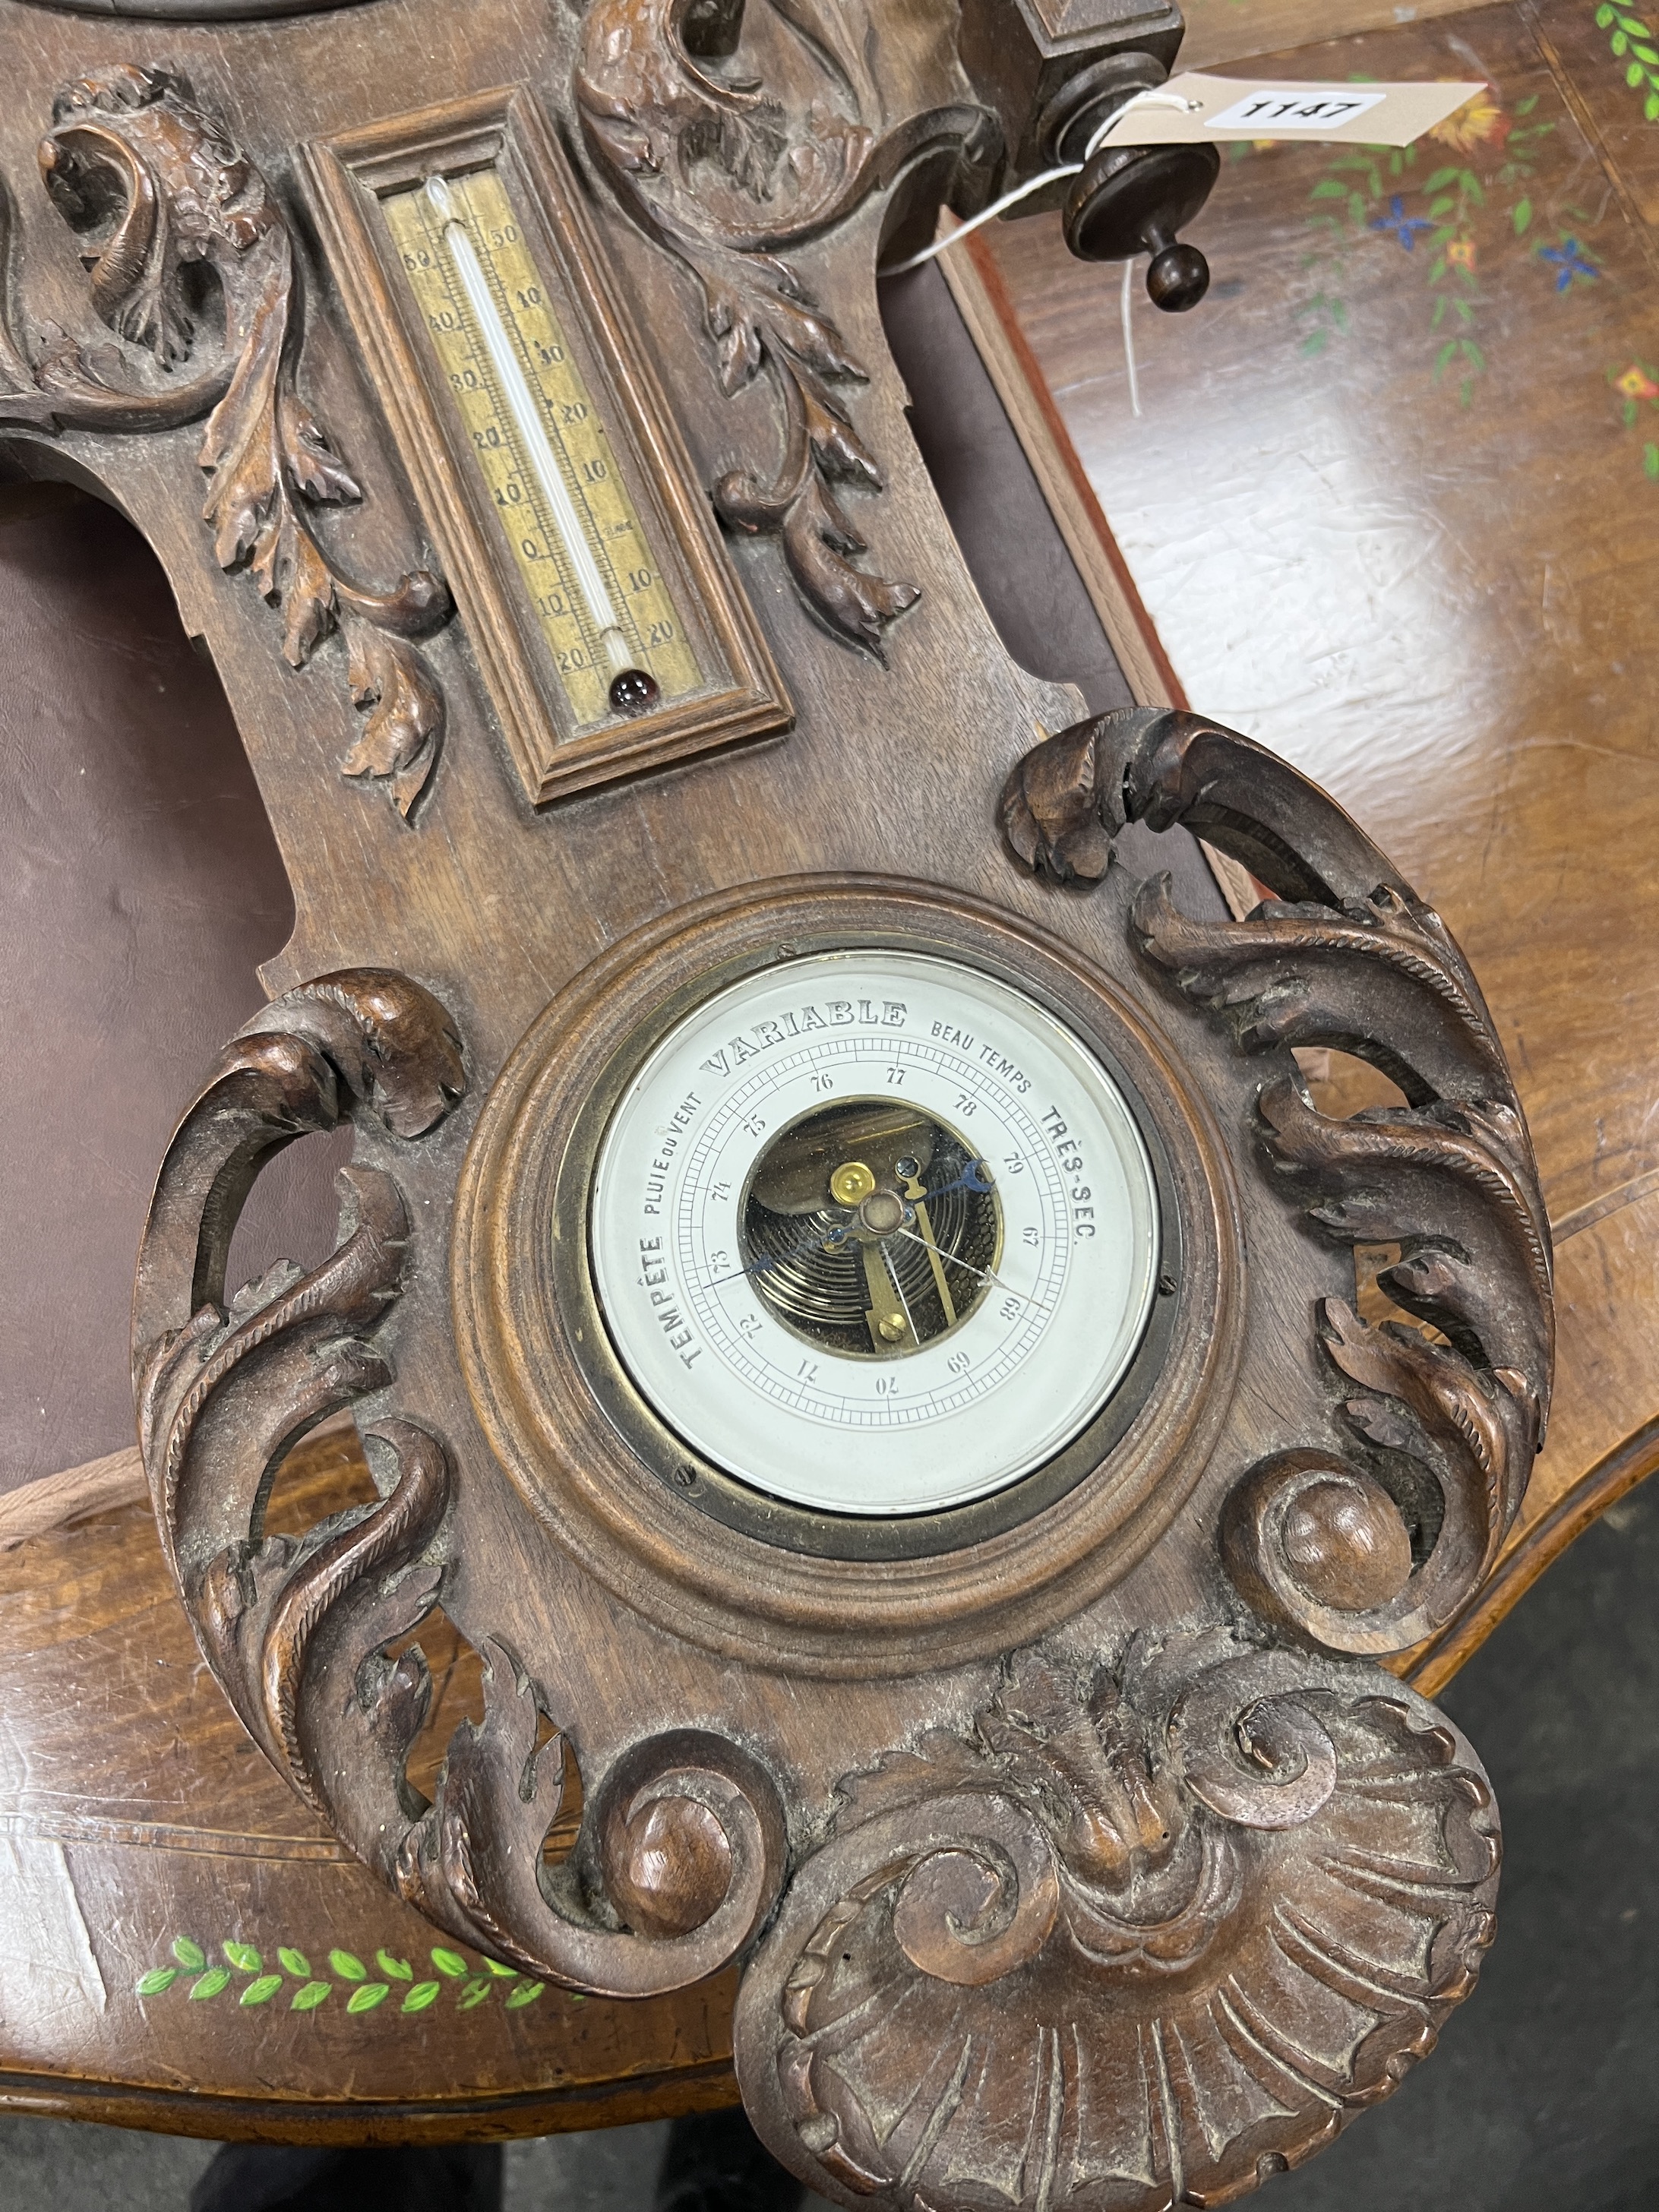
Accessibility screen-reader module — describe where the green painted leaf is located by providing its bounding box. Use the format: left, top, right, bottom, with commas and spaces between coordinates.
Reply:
402, 1981, 441, 2014
292, 1980, 331, 2011
1626, 397, 1640, 426
223, 1942, 261, 1974
1613, 28, 1630, 52
1514, 198, 1534, 235
504, 1981, 545, 2010
172, 1937, 206, 1971
1462, 338, 1487, 370
1432, 295, 1448, 328
135, 1968, 179, 1996
330, 1949, 368, 1982
1310, 179, 1347, 199
278, 1948, 311, 1979
1434, 338, 1460, 378
483, 1958, 517, 1979
1423, 166, 1461, 192
1515, 93, 1541, 114
190, 1969, 231, 2000
1299, 330, 1328, 356
346, 1983, 390, 2014
1645, 442, 1659, 479
240, 1975, 283, 2007
377, 1951, 414, 1983
1635, 43, 1659, 60
1630, 59, 1647, 84
458, 1978, 493, 2011
1428, 194, 1455, 218
1646, 88, 1659, 117
431, 1948, 468, 1979
1597, 2, 1616, 22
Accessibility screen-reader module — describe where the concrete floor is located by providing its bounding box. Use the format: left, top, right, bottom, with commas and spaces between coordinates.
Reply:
3, 1480, 1657, 2210
0, 2112, 843, 2207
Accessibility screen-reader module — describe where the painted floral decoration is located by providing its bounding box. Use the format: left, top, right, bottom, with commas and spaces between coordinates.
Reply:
1430, 87, 1514, 153
134, 1936, 559, 2021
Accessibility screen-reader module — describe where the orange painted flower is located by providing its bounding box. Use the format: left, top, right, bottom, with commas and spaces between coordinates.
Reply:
1447, 236, 1477, 272
1615, 364, 1659, 400
1430, 87, 1512, 153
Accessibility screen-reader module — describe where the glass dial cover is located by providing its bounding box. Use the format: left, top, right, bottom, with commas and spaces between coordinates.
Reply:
589, 951, 1160, 1515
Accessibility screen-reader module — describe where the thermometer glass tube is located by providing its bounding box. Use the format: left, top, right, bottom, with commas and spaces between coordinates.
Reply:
384, 168, 702, 729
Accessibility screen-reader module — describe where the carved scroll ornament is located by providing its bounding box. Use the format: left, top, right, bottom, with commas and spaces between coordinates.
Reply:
126, 712, 1544, 2201
738, 1636, 1498, 2209
134, 969, 786, 2002
0, 66, 450, 815
1001, 707, 1553, 1657
577, 0, 990, 656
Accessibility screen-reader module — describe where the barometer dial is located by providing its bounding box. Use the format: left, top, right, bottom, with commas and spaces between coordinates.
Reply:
589, 952, 1161, 1516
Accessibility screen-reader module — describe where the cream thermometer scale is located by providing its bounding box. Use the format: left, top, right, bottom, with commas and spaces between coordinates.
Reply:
590, 952, 1161, 1515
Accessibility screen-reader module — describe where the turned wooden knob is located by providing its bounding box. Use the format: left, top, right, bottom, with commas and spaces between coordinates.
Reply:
1062, 143, 1221, 313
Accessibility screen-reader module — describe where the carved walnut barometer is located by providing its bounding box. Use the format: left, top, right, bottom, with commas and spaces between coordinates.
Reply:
0, 0, 1551, 2202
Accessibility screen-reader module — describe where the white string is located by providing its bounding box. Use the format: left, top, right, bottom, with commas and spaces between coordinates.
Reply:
879, 90, 1201, 276
1120, 255, 1142, 418
880, 164, 1080, 273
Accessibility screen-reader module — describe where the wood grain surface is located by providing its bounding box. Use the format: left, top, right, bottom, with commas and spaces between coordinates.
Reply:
978, 0, 1659, 1675
1179, 0, 1509, 71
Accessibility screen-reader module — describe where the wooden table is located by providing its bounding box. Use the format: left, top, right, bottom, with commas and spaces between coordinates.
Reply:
0, 1427, 738, 2141
967, 0, 1659, 1692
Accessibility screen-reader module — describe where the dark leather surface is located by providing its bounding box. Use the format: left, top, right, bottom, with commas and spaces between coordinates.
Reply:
0, 262, 1202, 1494
0, 484, 344, 1488
879, 264, 1137, 720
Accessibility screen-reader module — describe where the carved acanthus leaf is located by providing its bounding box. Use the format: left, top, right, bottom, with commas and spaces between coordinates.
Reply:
1000, 709, 1553, 1656
577, 0, 986, 656
0, 65, 450, 817
135, 968, 785, 1999
737, 1633, 1499, 2210
134, 969, 466, 1575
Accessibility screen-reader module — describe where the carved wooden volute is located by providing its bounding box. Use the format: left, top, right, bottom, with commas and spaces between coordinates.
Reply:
0, 2, 1547, 2204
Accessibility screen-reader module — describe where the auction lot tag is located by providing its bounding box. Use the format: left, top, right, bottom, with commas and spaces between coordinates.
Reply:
1101, 73, 1488, 149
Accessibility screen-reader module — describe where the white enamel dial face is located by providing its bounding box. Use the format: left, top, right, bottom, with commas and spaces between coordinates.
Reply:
589, 950, 1161, 1516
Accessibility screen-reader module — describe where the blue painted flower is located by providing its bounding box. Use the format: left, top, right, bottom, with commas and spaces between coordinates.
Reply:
1539, 238, 1601, 291
1370, 194, 1433, 251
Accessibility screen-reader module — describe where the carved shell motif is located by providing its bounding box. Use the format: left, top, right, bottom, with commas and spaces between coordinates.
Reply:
738, 1634, 1498, 2211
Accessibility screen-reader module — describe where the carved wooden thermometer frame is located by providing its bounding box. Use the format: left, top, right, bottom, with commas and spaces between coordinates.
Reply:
305, 87, 792, 804
0, 1, 1550, 2204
